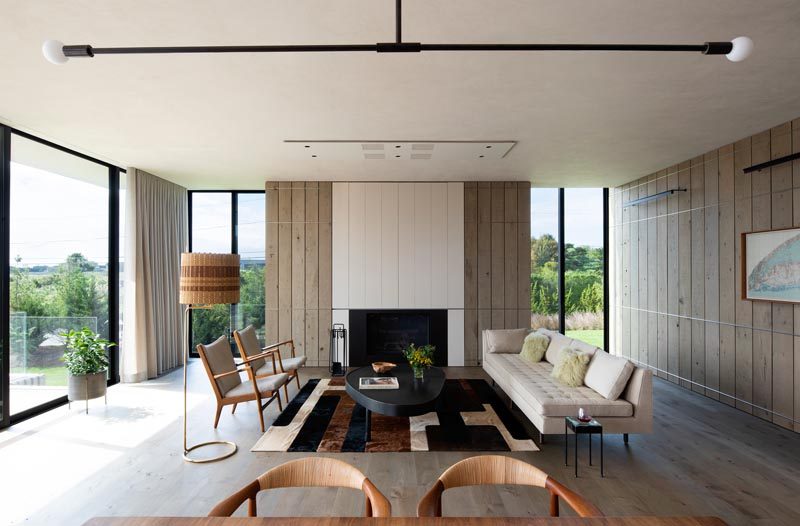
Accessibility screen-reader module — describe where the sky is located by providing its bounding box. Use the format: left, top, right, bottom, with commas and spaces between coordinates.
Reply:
10, 162, 110, 267
9, 157, 602, 267
531, 187, 604, 248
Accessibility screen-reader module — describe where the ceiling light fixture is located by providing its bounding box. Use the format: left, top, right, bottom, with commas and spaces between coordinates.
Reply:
41, 1, 753, 65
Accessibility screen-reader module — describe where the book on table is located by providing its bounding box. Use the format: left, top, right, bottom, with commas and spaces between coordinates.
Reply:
359, 377, 399, 390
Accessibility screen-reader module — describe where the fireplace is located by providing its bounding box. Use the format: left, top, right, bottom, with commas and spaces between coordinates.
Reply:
348, 310, 447, 366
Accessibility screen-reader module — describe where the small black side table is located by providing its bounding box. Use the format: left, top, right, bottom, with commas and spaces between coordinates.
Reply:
564, 416, 603, 477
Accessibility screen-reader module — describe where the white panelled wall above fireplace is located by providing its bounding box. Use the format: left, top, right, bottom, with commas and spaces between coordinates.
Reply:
332, 182, 465, 365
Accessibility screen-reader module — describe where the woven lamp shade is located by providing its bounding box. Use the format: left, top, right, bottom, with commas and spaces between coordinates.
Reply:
179, 252, 240, 305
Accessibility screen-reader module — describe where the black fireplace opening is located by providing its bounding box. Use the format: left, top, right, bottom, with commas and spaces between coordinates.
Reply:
349, 309, 447, 367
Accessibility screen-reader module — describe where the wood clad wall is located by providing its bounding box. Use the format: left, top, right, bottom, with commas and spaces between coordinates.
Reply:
464, 182, 532, 365
265, 182, 332, 367
610, 118, 800, 433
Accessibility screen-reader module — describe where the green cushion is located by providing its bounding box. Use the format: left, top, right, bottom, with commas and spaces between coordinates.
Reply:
520, 333, 549, 363
551, 347, 591, 387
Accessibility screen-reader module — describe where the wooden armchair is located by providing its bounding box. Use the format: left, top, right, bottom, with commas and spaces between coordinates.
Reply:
233, 325, 306, 400
208, 457, 392, 517
196, 335, 290, 432
417, 455, 603, 518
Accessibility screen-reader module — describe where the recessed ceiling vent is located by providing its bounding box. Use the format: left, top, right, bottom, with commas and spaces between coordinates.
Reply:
284, 140, 515, 160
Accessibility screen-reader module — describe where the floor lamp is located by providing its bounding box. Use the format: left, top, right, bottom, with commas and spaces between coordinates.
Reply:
180, 252, 240, 463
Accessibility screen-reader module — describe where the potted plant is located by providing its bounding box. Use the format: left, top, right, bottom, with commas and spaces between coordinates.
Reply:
402, 343, 435, 380
61, 327, 115, 412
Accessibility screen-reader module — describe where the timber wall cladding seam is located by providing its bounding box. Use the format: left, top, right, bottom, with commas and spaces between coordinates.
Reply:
611, 117, 800, 433
265, 181, 332, 367
464, 181, 532, 366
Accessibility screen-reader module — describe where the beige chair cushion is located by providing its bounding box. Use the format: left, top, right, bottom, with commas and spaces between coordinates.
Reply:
255, 355, 307, 376
520, 332, 549, 363
226, 372, 290, 398
483, 353, 633, 417
537, 329, 575, 365
485, 328, 530, 354
235, 325, 265, 371
551, 348, 591, 387
584, 351, 636, 400
201, 336, 242, 396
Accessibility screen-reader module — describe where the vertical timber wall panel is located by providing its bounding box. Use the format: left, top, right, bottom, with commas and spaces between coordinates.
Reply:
464, 181, 531, 365
610, 117, 799, 432
265, 181, 333, 367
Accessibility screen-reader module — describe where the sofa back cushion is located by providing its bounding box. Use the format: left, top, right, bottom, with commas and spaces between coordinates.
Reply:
569, 339, 601, 358
550, 348, 591, 387
584, 351, 636, 400
520, 332, 550, 363
537, 329, 575, 365
484, 328, 530, 354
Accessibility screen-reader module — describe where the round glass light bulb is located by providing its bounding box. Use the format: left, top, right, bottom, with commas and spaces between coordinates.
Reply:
726, 36, 753, 62
42, 40, 68, 64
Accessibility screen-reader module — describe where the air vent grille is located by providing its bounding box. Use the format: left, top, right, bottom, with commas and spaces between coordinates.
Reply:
364, 153, 386, 160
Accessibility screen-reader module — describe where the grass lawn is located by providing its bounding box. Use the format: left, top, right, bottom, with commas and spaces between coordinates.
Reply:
10, 366, 68, 386
565, 329, 604, 348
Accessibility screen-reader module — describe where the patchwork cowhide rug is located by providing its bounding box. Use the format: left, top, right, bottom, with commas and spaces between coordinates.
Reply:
251, 378, 539, 452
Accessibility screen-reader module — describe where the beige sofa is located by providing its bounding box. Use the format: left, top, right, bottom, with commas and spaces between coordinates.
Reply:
482, 328, 652, 440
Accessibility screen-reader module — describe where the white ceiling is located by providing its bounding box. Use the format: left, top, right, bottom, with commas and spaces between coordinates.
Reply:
1, 1, 799, 189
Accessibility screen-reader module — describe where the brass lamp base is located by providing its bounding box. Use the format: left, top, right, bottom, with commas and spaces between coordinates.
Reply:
183, 440, 238, 463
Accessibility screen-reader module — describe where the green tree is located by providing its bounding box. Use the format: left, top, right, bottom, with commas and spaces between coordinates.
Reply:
530, 234, 558, 270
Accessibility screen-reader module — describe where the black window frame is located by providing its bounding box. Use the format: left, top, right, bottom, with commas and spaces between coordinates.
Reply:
187, 190, 265, 357
0, 122, 122, 428
537, 187, 609, 350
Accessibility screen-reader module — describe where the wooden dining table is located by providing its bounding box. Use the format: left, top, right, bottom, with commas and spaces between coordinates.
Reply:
83, 516, 728, 526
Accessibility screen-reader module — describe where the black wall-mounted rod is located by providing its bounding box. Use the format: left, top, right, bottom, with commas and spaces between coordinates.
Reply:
624, 188, 687, 208
743, 151, 800, 174
396, 0, 402, 44
69, 41, 731, 57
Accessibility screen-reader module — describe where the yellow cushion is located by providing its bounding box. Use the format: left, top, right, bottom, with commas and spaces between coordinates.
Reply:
551, 348, 591, 387
520, 333, 549, 363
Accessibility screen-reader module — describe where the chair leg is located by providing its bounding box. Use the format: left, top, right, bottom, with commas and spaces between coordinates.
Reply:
294, 372, 301, 389
283, 383, 289, 403
276, 391, 283, 411
213, 405, 223, 429
257, 401, 266, 433
231, 403, 238, 414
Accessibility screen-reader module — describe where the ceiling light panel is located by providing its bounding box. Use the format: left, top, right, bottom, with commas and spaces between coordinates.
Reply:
284, 141, 515, 160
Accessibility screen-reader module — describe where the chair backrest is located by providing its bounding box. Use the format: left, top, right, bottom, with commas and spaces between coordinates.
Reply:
197, 335, 242, 397
233, 325, 265, 371
209, 457, 392, 517
417, 455, 602, 518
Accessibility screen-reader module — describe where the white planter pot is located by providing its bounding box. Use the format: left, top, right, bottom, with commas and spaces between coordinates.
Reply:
67, 371, 107, 402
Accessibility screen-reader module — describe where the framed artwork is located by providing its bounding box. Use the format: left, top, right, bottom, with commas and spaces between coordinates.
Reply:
742, 227, 800, 303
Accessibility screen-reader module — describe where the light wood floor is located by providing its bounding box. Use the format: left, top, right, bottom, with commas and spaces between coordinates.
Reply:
1, 363, 798, 526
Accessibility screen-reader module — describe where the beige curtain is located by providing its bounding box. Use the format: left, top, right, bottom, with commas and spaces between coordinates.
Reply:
121, 168, 188, 382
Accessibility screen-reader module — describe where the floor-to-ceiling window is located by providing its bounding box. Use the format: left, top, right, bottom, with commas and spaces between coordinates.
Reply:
564, 188, 606, 348
530, 188, 560, 331
188, 191, 265, 352
530, 188, 608, 349
1, 127, 120, 425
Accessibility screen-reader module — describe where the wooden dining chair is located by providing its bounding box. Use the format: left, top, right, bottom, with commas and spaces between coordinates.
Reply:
417, 455, 603, 518
233, 325, 306, 400
196, 335, 290, 432
208, 457, 392, 517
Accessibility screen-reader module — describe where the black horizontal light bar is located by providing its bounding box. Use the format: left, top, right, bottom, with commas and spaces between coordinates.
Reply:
624, 188, 687, 208
58, 41, 732, 57
743, 152, 800, 174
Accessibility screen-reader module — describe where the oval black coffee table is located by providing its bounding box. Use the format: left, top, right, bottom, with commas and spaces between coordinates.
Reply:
345, 365, 446, 442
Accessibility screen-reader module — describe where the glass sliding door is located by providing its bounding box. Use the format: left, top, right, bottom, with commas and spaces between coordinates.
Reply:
564, 189, 605, 348
529, 188, 560, 331
8, 134, 110, 416
235, 193, 265, 344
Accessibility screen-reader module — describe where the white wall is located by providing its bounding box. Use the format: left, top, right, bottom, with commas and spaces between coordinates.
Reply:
332, 182, 465, 363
